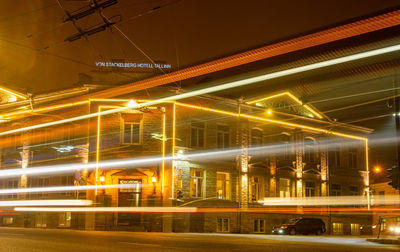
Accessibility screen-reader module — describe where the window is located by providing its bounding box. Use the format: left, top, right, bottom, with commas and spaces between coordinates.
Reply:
251, 176, 260, 201
3, 217, 14, 225
62, 175, 74, 196
7, 180, 18, 199
351, 223, 360, 235
251, 129, 263, 146
349, 186, 358, 196
280, 134, 291, 160
332, 223, 343, 235
123, 122, 141, 144
59, 212, 71, 228
349, 150, 357, 168
304, 138, 315, 163
217, 125, 230, 149
217, 218, 230, 232
328, 147, 340, 167
305, 182, 315, 197
331, 184, 341, 196
191, 121, 205, 148
190, 169, 204, 198
254, 219, 265, 233
121, 113, 143, 145
279, 178, 290, 198
39, 177, 50, 197
216, 172, 230, 200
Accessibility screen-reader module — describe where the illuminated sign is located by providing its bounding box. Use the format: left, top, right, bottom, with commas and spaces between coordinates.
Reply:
95, 61, 171, 69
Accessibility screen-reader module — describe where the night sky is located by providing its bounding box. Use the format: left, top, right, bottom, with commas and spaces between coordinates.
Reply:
0, 0, 399, 93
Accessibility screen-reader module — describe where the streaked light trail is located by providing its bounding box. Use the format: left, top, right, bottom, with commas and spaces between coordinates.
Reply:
14, 207, 197, 213
0, 184, 143, 195
1, 43, 400, 136
0, 200, 92, 207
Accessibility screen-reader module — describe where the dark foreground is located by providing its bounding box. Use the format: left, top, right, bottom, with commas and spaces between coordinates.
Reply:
0, 227, 398, 252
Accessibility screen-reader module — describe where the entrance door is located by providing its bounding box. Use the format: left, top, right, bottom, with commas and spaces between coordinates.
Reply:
118, 179, 142, 228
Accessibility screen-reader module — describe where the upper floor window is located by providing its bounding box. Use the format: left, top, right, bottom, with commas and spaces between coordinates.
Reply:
304, 138, 315, 163
217, 125, 230, 149
331, 184, 341, 196
349, 149, 357, 168
280, 134, 291, 160
191, 121, 205, 148
328, 146, 341, 167
7, 180, 18, 199
251, 129, 263, 146
349, 186, 358, 196
121, 113, 143, 145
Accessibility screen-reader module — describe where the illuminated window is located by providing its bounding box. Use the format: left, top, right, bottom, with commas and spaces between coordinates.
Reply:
59, 212, 71, 228
331, 184, 341, 196
216, 172, 230, 200
217, 218, 230, 232
7, 180, 18, 199
217, 125, 230, 149
305, 182, 315, 197
351, 223, 360, 235
2, 217, 14, 225
251, 176, 260, 201
191, 121, 205, 148
190, 169, 204, 198
332, 223, 343, 235
254, 219, 265, 233
279, 178, 290, 198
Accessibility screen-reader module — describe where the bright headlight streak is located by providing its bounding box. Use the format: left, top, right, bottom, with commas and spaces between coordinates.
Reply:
14, 207, 197, 213
0, 184, 141, 195
1, 44, 400, 136
0, 138, 362, 178
0, 200, 92, 207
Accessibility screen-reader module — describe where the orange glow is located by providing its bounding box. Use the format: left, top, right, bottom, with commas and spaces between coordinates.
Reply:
247, 91, 323, 119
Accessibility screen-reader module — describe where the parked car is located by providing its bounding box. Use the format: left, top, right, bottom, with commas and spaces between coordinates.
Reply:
272, 218, 326, 235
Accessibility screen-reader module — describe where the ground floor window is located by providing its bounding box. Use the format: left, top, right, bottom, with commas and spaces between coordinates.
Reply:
216, 172, 230, 200
350, 223, 360, 235
190, 169, 204, 198
2, 217, 14, 225
59, 212, 71, 228
254, 219, 265, 233
332, 223, 343, 235
217, 218, 230, 232
279, 178, 290, 198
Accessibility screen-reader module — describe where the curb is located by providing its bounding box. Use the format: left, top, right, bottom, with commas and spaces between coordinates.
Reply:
367, 238, 400, 245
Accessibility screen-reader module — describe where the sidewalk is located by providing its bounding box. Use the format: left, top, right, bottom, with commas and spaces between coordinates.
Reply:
367, 236, 400, 245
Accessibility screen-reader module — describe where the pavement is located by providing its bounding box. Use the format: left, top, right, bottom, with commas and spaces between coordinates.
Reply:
0, 227, 399, 252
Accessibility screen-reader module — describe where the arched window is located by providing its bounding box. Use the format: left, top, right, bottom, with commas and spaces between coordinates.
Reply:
280, 133, 291, 160
304, 137, 315, 163
251, 129, 263, 146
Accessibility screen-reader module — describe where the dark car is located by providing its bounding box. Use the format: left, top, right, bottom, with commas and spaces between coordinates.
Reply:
272, 218, 326, 235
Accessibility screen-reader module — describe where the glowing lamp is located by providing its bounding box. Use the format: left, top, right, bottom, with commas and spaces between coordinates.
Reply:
99, 176, 105, 182
152, 176, 157, 183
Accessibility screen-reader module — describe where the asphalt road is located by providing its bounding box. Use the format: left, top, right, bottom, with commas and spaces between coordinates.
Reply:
0, 228, 398, 252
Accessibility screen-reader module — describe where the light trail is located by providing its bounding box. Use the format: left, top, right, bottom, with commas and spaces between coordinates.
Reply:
0, 184, 144, 195
0, 138, 362, 178
258, 195, 400, 206
1, 43, 400, 136
14, 207, 197, 213
0, 200, 92, 207
13, 206, 400, 214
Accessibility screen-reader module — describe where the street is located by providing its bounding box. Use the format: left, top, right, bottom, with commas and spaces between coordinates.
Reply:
0, 228, 398, 252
